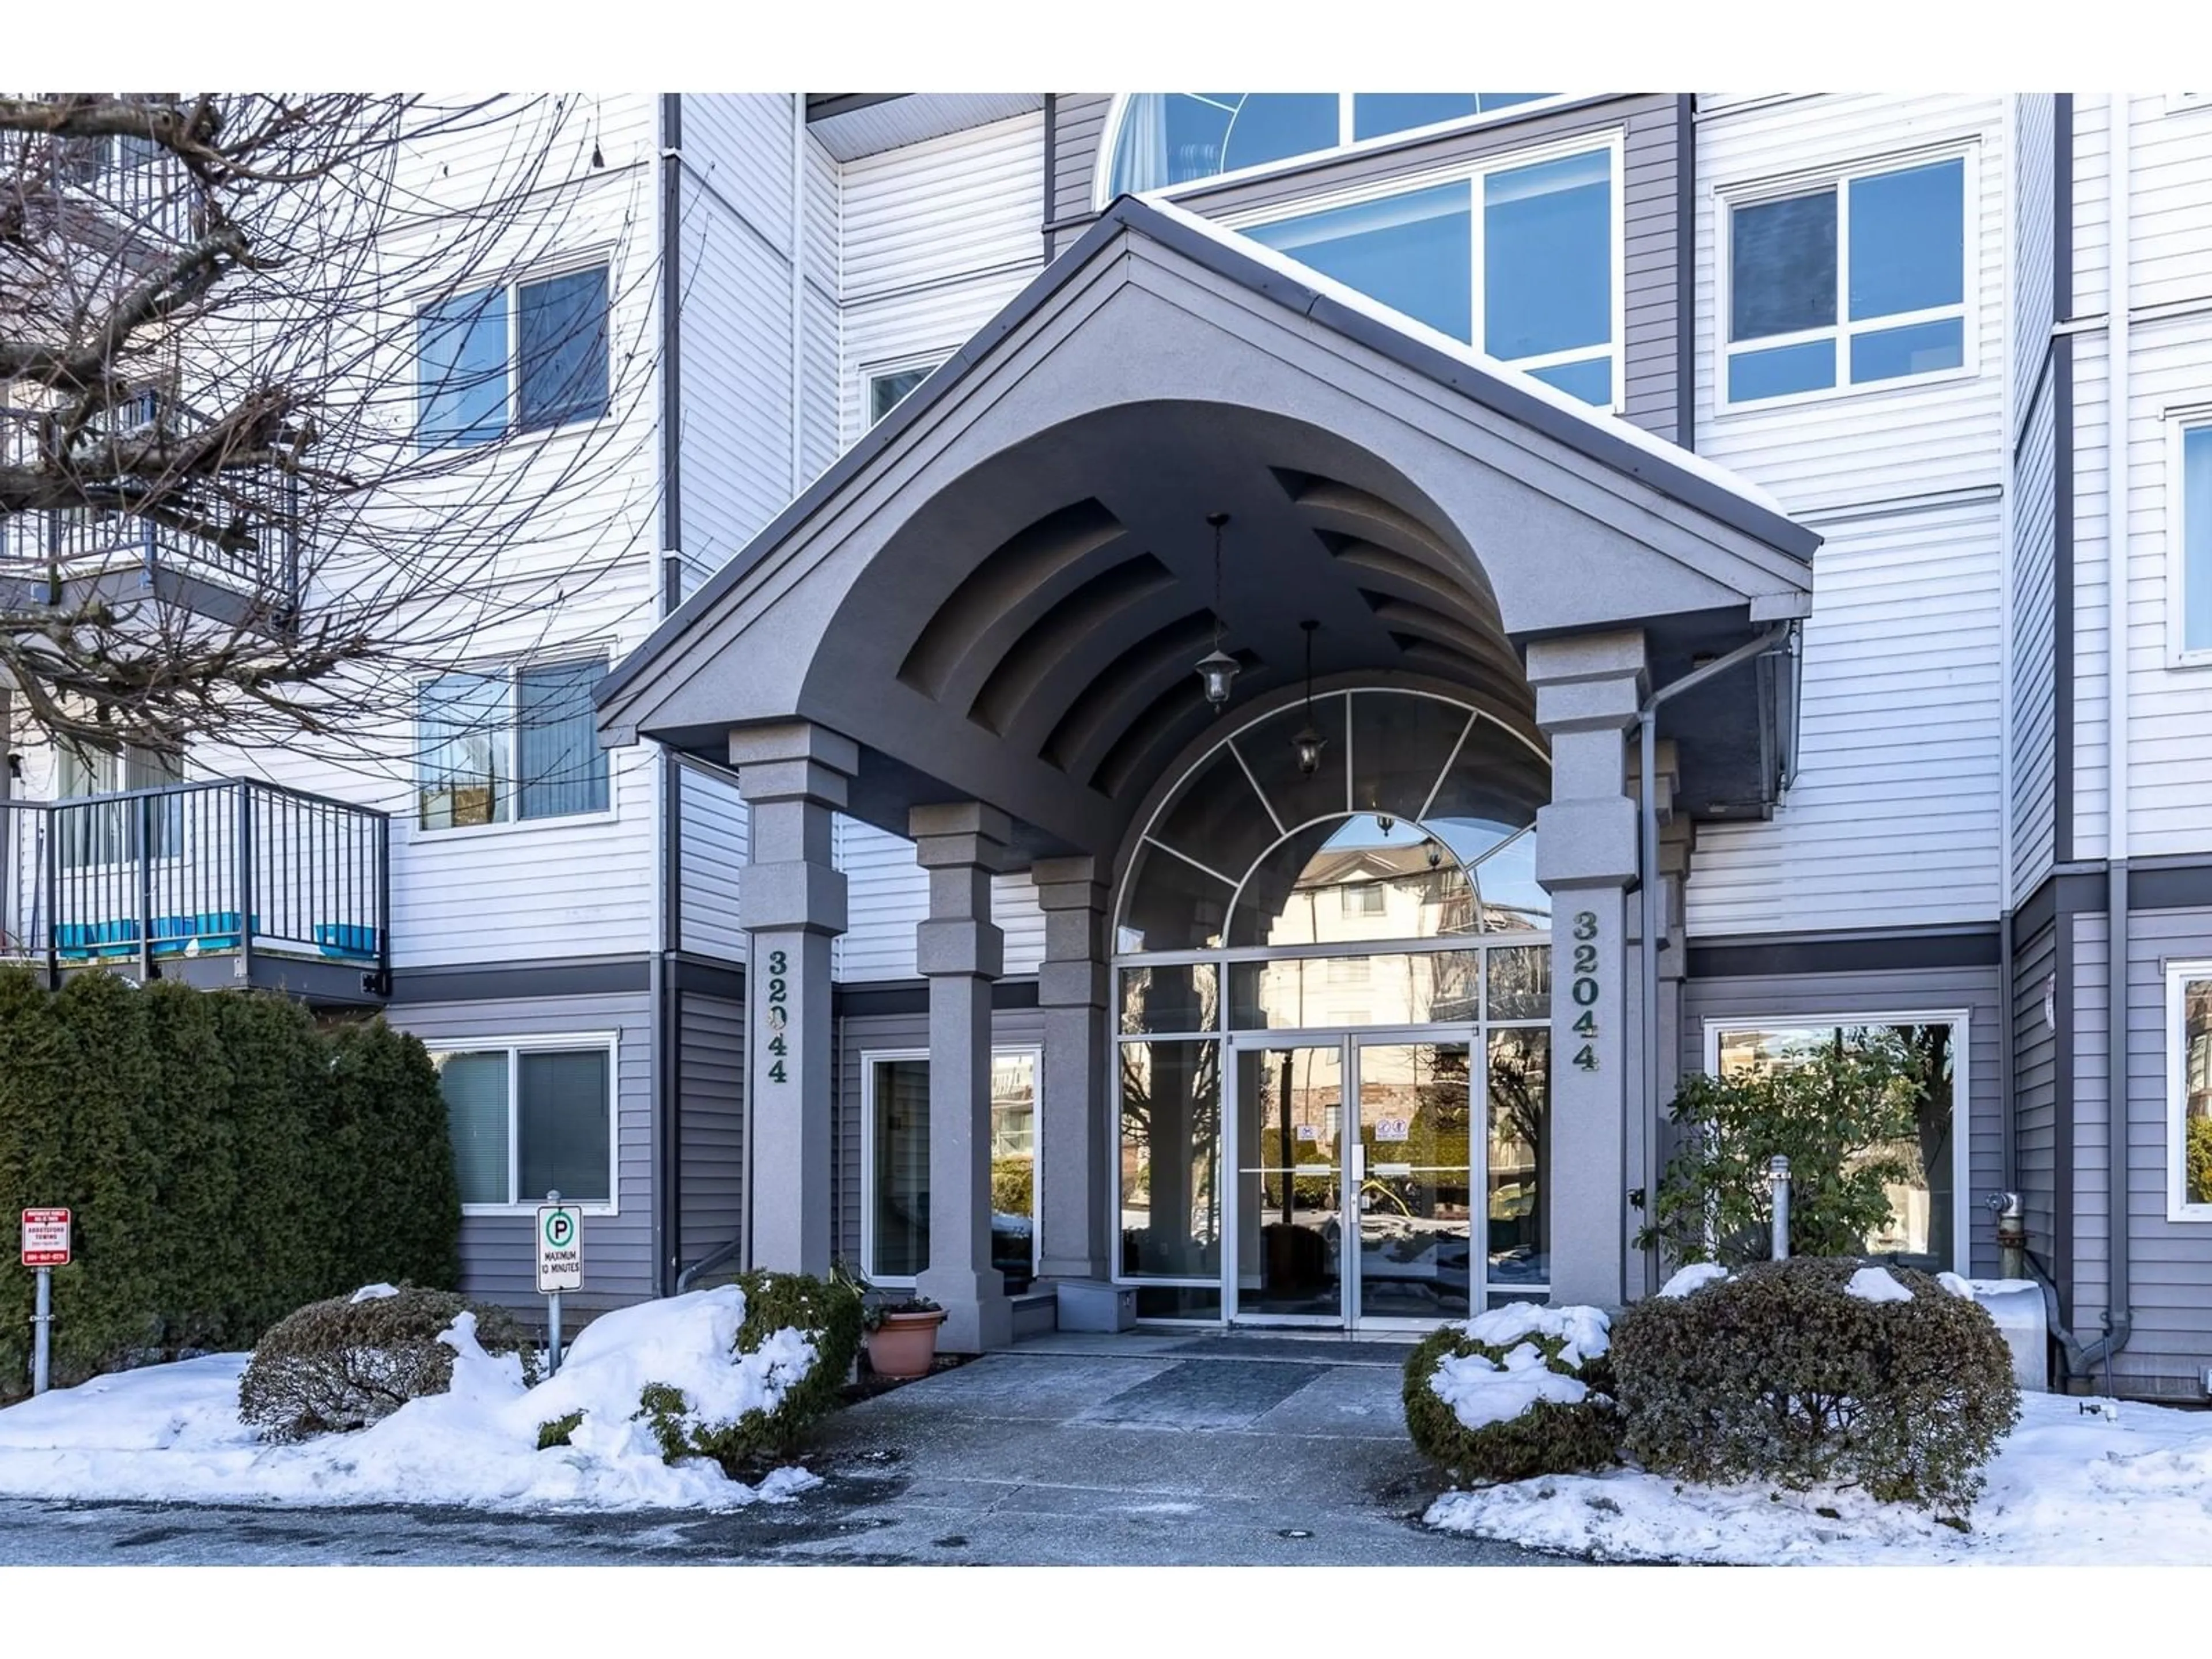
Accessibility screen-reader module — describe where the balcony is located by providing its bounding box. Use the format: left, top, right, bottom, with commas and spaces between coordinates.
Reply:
1, 779, 390, 1002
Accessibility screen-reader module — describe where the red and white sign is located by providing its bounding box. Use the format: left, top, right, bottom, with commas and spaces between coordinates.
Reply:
20, 1208, 70, 1267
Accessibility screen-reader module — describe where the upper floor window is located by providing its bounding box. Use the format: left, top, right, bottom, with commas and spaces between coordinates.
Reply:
417, 264, 609, 450
54, 741, 183, 867
2175, 421, 2212, 662
1103, 93, 1555, 198
1722, 154, 1968, 407
1236, 142, 1619, 406
868, 359, 943, 427
417, 657, 609, 831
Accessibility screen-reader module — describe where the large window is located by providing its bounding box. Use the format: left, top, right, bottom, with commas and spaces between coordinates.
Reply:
437, 1039, 616, 1210
863, 1048, 1040, 1288
1103, 93, 1556, 198
53, 742, 183, 867
1238, 145, 1619, 405
1723, 154, 1969, 406
1706, 1017, 1964, 1271
2168, 962, 2212, 1218
2172, 422, 2212, 662
417, 657, 609, 830
418, 264, 610, 450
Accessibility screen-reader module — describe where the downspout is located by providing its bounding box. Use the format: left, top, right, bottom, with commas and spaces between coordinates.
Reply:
789, 92, 806, 499
653, 94, 684, 1294
1041, 94, 1059, 264
1638, 622, 1797, 1255
1997, 94, 2018, 1207
2094, 93, 2134, 1373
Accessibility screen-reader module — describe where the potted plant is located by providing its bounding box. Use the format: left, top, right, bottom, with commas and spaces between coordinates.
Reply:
862, 1291, 946, 1380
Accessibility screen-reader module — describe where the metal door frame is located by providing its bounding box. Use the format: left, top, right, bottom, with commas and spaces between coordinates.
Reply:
1224, 1024, 1480, 1332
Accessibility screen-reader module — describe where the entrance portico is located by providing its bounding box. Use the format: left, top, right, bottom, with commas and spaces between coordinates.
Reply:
597, 194, 1815, 1346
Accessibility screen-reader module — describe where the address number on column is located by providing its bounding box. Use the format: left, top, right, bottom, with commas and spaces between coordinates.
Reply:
765, 948, 789, 1082
1570, 910, 1600, 1071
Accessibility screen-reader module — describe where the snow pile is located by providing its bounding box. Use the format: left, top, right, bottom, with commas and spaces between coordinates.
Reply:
349, 1283, 400, 1304
1657, 1263, 1729, 1299
1429, 1305, 1611, 1432
0, 1286, 823, 1513
1428, 1391, 2212, 1564
1844, 1267, 1914, 1304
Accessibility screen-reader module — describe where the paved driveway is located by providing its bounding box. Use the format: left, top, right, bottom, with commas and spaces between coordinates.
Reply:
0, 1332, 1565, 1566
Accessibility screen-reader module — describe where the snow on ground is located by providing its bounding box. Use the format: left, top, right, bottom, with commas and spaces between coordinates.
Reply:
1427, 1391, 2212, 1564
0, 1287, 822, 1513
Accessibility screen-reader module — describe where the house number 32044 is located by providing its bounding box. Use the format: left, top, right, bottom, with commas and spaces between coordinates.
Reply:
765, 949, 790, 1082
1570, 910, 1600, 1072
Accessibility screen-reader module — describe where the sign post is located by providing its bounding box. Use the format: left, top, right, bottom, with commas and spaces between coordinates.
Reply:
535, 1194, 582, 1375
20, 1208, 70, 1397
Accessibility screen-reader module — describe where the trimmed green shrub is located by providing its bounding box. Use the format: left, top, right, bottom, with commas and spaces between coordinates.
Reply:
324, 1018, 462, 1293
1404, 1308, 1621, 1486
238, 1286, 538, 1442
1611, 1256, 2021, 1514
141, 979, 240, 1355
213, 993, 336, 1339
637, 1269, 864, 1478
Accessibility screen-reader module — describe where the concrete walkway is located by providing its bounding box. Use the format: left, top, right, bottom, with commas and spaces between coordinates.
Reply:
783, 1330, 1568, 1565
0, 1331, 1569, 1566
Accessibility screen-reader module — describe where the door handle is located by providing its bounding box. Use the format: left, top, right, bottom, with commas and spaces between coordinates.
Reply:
1350, 1144, 1365, 1183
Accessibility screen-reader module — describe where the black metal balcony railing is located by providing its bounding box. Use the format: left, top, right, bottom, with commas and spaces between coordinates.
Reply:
0, 780, 389, 992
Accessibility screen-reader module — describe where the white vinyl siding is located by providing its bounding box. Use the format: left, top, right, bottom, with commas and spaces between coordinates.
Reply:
831, 815, 1047, 983
839, 112, 1045, 449
2066, 94, 2212, 861
677, 761, 748, 962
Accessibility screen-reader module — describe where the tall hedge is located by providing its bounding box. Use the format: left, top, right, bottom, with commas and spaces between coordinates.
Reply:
0, 966, 463, 1399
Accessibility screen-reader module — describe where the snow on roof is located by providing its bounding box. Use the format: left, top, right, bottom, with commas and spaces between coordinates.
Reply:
1141, 195, 1794, 525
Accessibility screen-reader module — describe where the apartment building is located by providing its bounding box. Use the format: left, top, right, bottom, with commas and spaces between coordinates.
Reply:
9, 93, 2212, 1396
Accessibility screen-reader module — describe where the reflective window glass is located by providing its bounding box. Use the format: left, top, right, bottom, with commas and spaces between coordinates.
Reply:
1484, 149, 1611, 362
2187, 426, 2212, 654
1847, 160, 1964, 320
1119, 1040, 1223, 1278
1487, 1028, 1550, 1286
1246, 183, 1474, 343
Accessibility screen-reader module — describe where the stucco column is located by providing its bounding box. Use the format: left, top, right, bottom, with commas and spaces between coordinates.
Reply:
1527, 631, 1647, 1309
732, 721, 855, 1279
1033, 856, 1109, 1283
911, 802, 1014, 1353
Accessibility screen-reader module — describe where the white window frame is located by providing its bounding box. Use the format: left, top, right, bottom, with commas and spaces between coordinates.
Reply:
413, 649, 618, 838
1091, 93, 1582, 210
414, 253, 615, 452
862, 353, 950, 430
1217, 130, 1628, 412
436, 1031, 621, 1218
2165, 411, 2212, 668
1700, 1009, 1972, 1275
858, 1043, 1044, 1288
2166, 960, 2212, 1220
1714, 142, 1979, 414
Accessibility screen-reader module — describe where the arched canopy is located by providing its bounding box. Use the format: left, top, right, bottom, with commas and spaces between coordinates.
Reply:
1118, 689, 1550, 954
1101, 94, 1558, 199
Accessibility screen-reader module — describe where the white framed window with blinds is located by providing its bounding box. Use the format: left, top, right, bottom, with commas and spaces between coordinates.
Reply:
435, 1035, 618, 1214
2169, 417, 2212, 666
416, 655, 611, 831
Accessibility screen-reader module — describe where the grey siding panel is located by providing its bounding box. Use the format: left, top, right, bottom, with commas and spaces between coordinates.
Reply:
1680, 963, 2005, 1277
392, 991, 655, 1314
1050, 94, 1680, 442
677, 762, 748, 963
2071, 911, 2109, 1328
2012, 378, 2058, 898
836, 1007, 1050, 1271
2109, 907, 2212, 1390
677, 990, 747, 1275
2012, 919, 2058, 1272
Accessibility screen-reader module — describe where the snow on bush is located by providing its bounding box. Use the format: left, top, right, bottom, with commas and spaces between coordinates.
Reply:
0, 1281, 855, 1512
1403, 1304, 1619, 1486
1658, 1263, 1729, 1299
1845, 1266, 1913, 1304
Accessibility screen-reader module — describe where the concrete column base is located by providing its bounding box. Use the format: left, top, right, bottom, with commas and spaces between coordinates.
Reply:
915, 1266, 1016, 1354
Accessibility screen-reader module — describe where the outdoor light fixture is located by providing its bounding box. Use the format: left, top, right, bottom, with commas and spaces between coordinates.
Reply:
1425, 840, 1443, 870
1292, 619, 1325, 777
1195, 511, 1240, 711
1376, 813, 1396, 835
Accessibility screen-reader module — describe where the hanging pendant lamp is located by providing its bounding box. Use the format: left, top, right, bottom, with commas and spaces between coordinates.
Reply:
1194, 511, 1240, 711
1292, 619, 1325, 777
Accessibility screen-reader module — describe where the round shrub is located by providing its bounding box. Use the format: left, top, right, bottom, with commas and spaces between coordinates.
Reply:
1611, 1256, 2020, 1514
637, 1268, 864, 1478
238, 1286, 539, 1442
1403, 1304, 1621, 1486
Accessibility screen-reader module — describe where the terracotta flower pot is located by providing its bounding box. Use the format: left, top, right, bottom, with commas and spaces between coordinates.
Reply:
865, 1308, 946, 1380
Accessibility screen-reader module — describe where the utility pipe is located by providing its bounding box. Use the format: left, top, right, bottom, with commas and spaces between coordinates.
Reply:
1636, 621, 1798, 1266
2094, 94, 2135, 1376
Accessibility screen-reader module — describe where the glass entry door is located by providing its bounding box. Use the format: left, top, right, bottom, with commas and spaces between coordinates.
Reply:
1229, 1032, 1477, 1330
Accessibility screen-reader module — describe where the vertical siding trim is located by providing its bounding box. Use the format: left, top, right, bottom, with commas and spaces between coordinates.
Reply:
1675, 94, 1696, 452
660, 96, 683, 612
2053, 96, 2075, 865
2053, 906, 2075, 1318
1041, 94, 1058, 264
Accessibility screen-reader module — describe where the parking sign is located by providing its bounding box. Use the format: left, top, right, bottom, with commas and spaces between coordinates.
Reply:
535, 1203, 582, 1293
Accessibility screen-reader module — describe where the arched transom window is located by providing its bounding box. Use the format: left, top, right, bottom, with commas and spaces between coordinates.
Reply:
1103, 94, 1556, 198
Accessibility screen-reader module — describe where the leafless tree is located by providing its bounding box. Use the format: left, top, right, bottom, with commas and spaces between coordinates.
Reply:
0, 93, 659, 771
